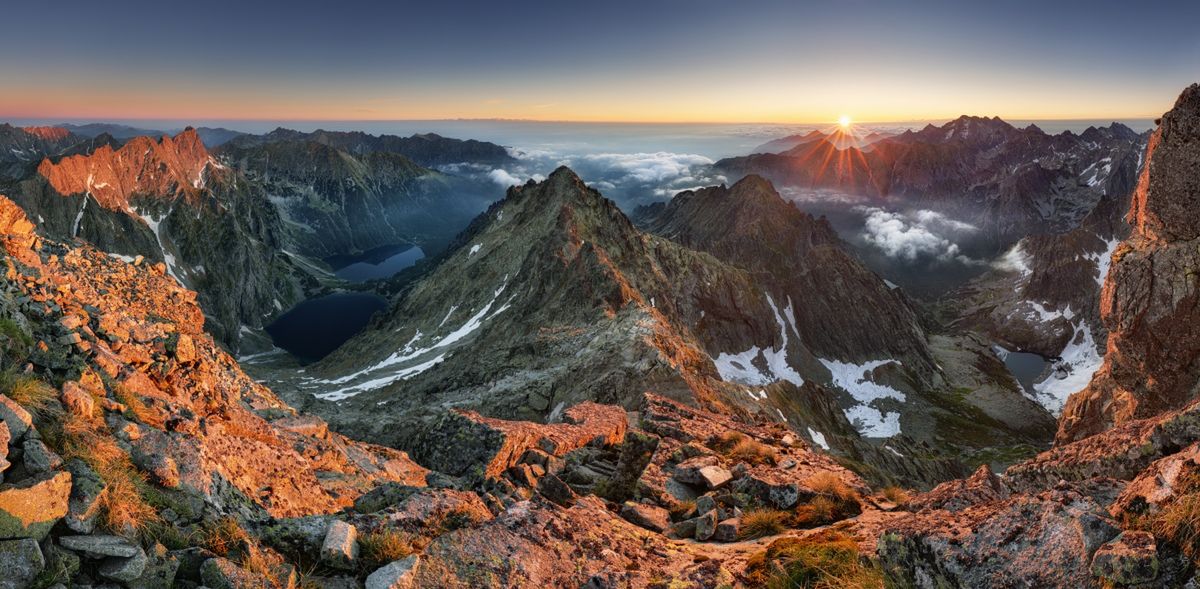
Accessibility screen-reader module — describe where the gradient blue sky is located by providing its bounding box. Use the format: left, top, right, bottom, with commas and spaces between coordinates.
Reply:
3, 0, 1197, 122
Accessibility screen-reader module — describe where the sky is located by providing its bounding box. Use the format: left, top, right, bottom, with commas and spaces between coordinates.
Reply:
2, 0, 1198, 123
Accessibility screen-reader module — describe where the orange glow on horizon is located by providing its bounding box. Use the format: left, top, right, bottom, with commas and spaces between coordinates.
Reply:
0, 76, 1168, 125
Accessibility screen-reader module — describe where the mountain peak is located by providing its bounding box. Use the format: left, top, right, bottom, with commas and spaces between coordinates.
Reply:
37, 128, 219, 211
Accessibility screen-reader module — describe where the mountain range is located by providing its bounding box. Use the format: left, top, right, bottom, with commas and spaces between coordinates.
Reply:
0, 84, 1198, 588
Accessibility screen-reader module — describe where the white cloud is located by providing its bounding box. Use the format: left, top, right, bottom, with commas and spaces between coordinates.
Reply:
487, 168, 524, 187
856, 207, 981, 265
579, 152, 714, 184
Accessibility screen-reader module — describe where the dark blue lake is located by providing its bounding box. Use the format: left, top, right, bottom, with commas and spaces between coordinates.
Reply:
265, 292, 387, 363
1003, 350, 1049, 393
326, 243, 425, 282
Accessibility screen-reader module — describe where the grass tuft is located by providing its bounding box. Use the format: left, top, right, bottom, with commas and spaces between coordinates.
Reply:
739, 508, 790, 540
807, 472, 859, 504
880, 486, 912, 507
747, 531, 883, 589
1, 372, 61, 420
49, 413, 159, 538
359, 529, 417, 568
711, 431, 777, 466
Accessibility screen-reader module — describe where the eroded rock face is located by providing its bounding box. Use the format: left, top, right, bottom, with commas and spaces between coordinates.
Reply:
1059, 84, 1200, 443
879, 485, 1120, 588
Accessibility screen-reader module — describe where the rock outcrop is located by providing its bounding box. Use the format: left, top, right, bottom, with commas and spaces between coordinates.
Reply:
878, 83, 1200, 589
1058, 83, 1200, 443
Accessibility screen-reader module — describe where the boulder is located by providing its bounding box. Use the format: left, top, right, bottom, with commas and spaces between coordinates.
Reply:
605, 430, 660, 502
732, 471, 804, 509
127, 545, 180, 589
714, 518, 740, 542
0, 538, 43, 589
60, 381, 94, 419
22, 439, 62, 473
0, 394, 32, 441
131, 447, 180, 488
669, 518, 697, 539
618, 502, 669, 533
536, 473, 578, 507
63, 459, 106, 533
174, 334, 197, 363
1091, 531, 1159, 586
59, 534, 142, 558
170, 546, 217, 583
0, 470, 71, 539
99, 545, 149, 582
695, 495, 716, 515
694, 510, 718, 541
320, 520, 359, 570
365, 555, 419, 589
674, 458, 732, 490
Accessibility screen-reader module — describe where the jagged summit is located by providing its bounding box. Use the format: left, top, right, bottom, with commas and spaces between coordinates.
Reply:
36, 127, 219, 211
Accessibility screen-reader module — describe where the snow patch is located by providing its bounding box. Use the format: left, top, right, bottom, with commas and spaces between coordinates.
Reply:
1031, 320, 1103, 415
807, 427, 830, 450
312, 279, 513, 400
468, 243, 482, 256
712, 295, 805, 388
820, 358, 905, 438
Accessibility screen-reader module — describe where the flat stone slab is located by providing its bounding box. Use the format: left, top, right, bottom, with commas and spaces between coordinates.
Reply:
60, 534, 142, 558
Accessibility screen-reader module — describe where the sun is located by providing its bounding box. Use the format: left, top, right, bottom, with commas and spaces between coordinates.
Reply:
838, 114, 852, 129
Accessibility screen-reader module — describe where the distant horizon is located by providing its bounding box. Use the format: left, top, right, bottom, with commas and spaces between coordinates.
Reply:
4, 114, 1161, 130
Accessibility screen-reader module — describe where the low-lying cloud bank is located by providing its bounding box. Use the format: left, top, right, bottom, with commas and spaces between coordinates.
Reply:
855, 206, 982, 265
439, 147, 724, 209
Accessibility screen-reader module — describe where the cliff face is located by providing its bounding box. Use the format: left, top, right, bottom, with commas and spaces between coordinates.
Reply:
875, 84, 1200, 589
1057, 84, 1200, 443
0, 124, 82, 179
